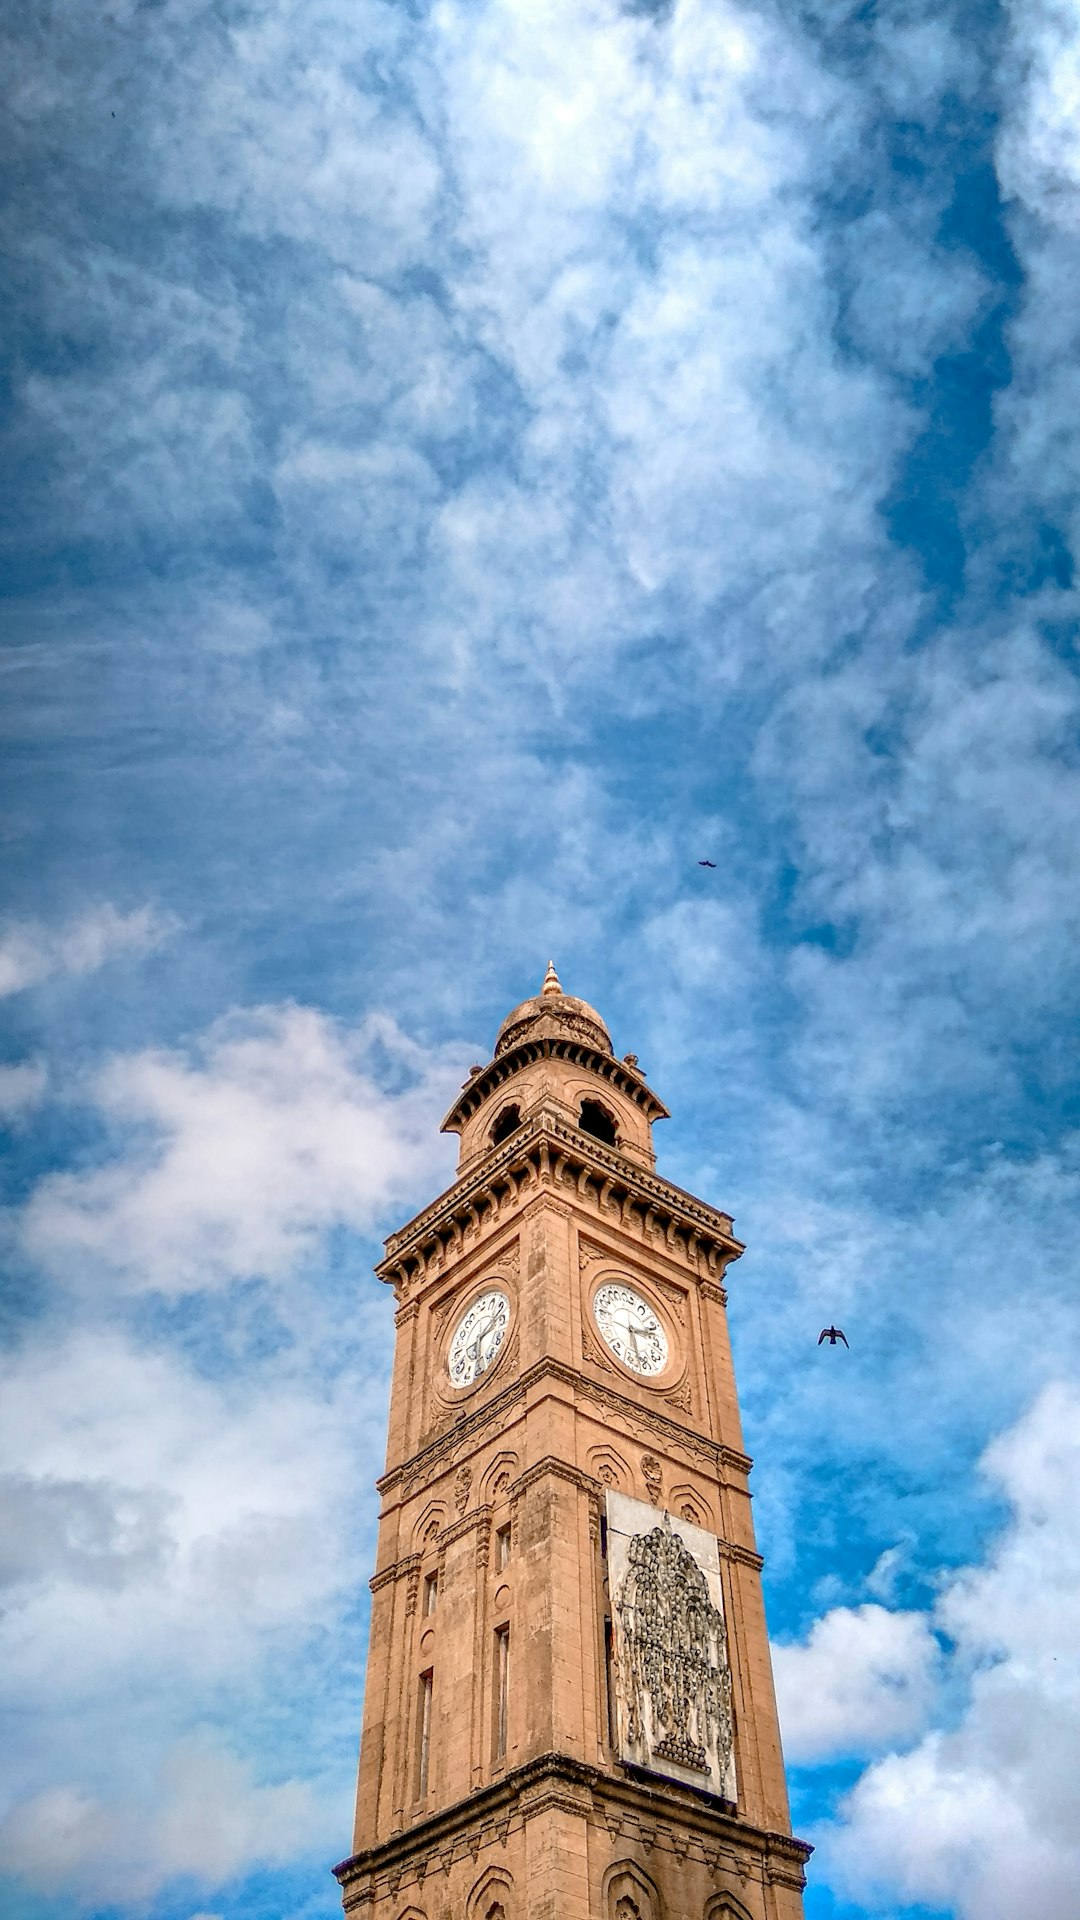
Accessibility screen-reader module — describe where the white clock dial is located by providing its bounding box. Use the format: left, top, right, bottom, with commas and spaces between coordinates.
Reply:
447, 1289, 511, 1388
593, 1283, 668, 1377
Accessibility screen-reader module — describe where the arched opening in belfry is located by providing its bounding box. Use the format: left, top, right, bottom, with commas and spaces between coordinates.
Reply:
490, 1102, 521, 1146
579, 1097, 618, 1147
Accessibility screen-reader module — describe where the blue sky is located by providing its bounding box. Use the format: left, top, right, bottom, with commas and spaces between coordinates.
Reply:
2, 0, 1079, 1916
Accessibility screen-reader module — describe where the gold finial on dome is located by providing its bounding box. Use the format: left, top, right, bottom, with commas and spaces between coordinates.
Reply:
541, 959, 562, 997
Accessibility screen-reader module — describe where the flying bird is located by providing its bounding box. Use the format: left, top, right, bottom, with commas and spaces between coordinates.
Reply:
697, 859, 716, 868
818, 1326, 849, 1347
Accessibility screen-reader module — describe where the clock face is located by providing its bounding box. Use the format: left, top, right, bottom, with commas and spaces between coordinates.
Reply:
593, 1283, 668, 1377
447, 1289, 511, 1388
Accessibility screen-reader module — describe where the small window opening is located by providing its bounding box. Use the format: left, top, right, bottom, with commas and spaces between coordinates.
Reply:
496, 1524, 511, 1569
579, 1098, 618, 1146
416, 1670, 433, 1797
494, 1625, 510, 1760
491, 1103, 521, 1146
423, 1572, 438, 1615
599, 1514, 608, 1559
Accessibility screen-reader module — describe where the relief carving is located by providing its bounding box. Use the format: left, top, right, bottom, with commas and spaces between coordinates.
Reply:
608, 1492, 735, 1799
652, 1278, 688, 1323
580, 1318, 616, 1375
640, 1454, 663, 1505
665, 1375, 694, 1416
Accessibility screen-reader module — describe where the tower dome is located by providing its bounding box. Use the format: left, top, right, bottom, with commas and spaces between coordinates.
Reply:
494, 961, 613, 1059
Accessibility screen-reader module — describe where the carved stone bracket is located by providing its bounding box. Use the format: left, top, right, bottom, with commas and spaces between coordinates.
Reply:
378, 1115, 743, 1299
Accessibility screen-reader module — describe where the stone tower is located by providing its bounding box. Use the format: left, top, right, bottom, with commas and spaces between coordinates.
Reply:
334, 967, 809, 1920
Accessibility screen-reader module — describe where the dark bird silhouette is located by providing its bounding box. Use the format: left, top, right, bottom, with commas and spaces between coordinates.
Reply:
818, 1326, 849, 1347
698, 859, 716, 868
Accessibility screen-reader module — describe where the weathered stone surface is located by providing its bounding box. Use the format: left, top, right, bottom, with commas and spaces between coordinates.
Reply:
335, 974, 809, 1920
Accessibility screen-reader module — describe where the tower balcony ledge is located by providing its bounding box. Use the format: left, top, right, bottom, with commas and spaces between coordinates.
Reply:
377, 1108, 742, 1299
333, 1751, 811, 1901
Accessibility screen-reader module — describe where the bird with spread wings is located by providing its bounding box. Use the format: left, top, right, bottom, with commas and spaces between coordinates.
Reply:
818, 1326, 849, 1347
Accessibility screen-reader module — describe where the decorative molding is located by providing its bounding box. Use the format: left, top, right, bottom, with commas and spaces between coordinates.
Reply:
377, 1357, 752, 1506
651, 1277, 688, 1323
586, 1444, 633, 1492
446, 1033, 669, 1129
665, 1375, 694, 1416
512, 1454, 604, 1502
520, 1192, 573, 1224
437, 1505, 492, 1554
369, 1554, 418, 1596
454, 1464, 473, 1516
334, 1754, 812, 1899
669, 1484, 712, 1531
717, 1541, 765, 1572
377, 1114, 742, 1299
500, 1238, 520, 1282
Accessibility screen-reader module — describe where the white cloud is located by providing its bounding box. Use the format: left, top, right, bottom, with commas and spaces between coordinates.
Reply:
0, 1317, 372, 1903
22, 1003, 461, 1292
822, 1383, 1080, 1920
0, 1060, 47, 1117
774, 1604, 940, 1764
0, 905, 175, 998
0, 1732, 335, 1904
991, 0, 1080, 580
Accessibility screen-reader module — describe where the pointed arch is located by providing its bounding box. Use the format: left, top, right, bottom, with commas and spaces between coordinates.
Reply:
412, 1501, 447, 1548
467, 1863, 513, 1920
587, 1443, 633, 1491
669, 1483, 714, 1531
602, 1859, 661, 1920
479, 1450, 519, 1505
704, 1894, 755, 1920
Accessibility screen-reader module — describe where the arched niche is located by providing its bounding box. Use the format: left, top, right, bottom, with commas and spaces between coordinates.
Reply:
603, 1859, 662, 1920
479, 1450, 519, 1505
704, 1893, 755, 1920
467, 1863, 513, 1920
587, 1443, 633, 1492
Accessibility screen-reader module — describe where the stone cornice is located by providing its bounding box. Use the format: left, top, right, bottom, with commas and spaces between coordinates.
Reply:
333, 1752, 812, 1895
377, 1111, 742, 1298
376, 1356, 754, 1501
441, 1034, 670, 1134
368, 1552, 419, 1595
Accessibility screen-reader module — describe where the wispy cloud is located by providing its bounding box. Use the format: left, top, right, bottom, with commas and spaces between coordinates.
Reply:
3, 0, 1080, 1915
0, 907, 175, 999
22, 1006, 461, 1292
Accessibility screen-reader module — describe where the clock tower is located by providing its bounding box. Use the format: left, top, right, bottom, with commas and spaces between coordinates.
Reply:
334, 966, 809, 1920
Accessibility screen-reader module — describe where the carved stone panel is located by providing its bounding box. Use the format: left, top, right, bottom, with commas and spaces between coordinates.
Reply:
606, 1490, 736, 1801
